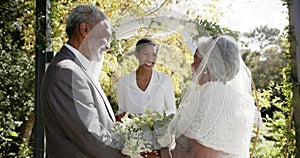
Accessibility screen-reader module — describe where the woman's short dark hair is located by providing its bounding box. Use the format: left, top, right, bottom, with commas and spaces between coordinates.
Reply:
135, 38, 159, 53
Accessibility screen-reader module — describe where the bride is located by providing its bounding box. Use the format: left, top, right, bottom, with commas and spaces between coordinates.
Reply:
159, 35, 260, 158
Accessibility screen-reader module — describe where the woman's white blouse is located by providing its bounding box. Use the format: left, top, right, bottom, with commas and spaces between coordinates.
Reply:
117, 70, 176, 115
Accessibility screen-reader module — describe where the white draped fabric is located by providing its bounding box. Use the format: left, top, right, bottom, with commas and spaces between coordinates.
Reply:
113, 9, 208, 54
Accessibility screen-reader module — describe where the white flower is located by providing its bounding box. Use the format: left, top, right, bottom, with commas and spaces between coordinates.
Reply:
111, 108, 174, 157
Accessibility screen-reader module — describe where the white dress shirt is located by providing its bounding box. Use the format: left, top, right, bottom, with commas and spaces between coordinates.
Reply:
65, 44, 102, 83
64, 44, 115, 122
117, 70, 176, 115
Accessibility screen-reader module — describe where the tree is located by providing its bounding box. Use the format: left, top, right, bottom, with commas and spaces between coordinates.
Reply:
244, 25, 281, 50
287, 0, 300, 156
242, 25, 288, 89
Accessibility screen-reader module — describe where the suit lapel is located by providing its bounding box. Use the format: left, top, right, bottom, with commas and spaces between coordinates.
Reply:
79, 62, 115, 122
62, 46, 115, 122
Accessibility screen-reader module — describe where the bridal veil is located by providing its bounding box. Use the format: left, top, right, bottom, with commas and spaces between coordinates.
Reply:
159, 35, 260, 158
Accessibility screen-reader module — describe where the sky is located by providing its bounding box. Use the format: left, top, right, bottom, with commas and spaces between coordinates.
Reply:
192, 0, 289, 33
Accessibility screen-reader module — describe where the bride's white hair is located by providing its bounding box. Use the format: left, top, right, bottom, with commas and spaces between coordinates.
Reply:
194, 35, 240, 84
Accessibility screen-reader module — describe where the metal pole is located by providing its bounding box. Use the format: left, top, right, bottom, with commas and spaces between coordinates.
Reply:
34, 0, 52, 157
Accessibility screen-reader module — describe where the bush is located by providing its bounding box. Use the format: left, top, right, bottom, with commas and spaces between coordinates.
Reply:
0, 0, 35, 157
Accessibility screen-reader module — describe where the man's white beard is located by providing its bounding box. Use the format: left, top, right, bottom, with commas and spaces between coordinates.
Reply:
90, 53, 104, 80
87, 38, 106, 62
87, 42, 106, 80
90, 48, 104, 62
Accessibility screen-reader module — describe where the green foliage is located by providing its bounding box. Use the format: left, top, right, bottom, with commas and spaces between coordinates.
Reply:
242, 26, 295, 157
251, 82, 296, 157
199, 19, 238, 39
242, 26, 288, 89
0, 0, 35, 157
0, 32, 35, 158
51, 1, 71, 52
250, 30, 296, 157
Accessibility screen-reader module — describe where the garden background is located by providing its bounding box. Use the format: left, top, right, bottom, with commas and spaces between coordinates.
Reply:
0, 0, 299, 157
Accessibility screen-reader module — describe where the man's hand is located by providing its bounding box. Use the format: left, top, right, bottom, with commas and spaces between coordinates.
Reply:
115, 112, 133, 122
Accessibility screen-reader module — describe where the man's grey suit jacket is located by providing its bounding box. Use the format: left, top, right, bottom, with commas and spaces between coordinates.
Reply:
41, 46, 126, 158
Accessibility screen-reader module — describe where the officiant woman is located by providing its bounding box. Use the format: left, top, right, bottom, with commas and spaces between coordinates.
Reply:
117, 37, 176, 117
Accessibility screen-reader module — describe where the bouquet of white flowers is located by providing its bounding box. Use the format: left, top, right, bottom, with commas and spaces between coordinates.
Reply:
111, 109, 174, 157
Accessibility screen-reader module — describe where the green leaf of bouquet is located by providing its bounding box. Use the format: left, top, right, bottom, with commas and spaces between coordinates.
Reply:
143, 131, 153, 141
155, 125, 169, 136
141, 124, 152, 132
152, 140, 161, 150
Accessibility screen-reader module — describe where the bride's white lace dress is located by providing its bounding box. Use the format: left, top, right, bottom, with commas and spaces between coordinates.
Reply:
159, 36, 260, 158
175, 81, 256, 157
